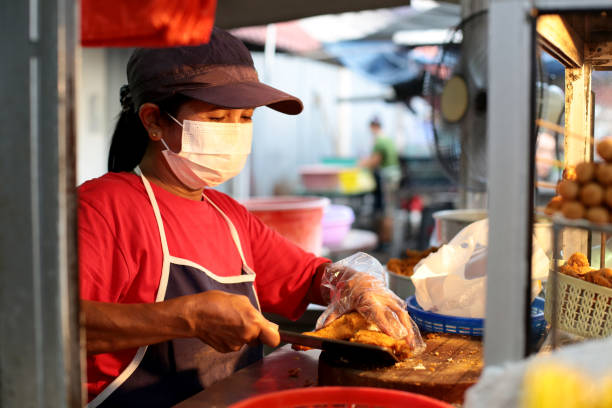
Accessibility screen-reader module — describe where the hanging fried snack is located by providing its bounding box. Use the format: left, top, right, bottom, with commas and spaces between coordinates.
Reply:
563, 167, 578, 181
596, 163, 612, 185
605, 186, 612, 208
585, 206, 609, 224
597, 137, 612, 162
545, 195, 563, 215
557, 179, 579, 200
561, 201, 585, 219
576, 162, 596, 183
580, 182, 604, 206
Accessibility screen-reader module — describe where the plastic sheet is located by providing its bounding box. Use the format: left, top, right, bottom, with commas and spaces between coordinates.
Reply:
464, 336, 612, 408
316, 252, 425, 354
412, 219, 549, 318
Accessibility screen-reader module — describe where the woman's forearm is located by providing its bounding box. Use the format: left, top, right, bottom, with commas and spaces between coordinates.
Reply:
82, 298, 193, 354
83, 290, 281, 355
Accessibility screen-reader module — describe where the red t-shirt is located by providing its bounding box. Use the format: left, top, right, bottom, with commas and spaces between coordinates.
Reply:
79, 172, 328, 400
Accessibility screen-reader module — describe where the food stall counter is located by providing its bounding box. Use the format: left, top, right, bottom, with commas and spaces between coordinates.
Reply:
172, 345, 320, 408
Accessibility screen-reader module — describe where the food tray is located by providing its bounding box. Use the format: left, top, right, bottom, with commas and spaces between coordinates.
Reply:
406, 296, 547, 337
545, 271, 612, 338
228, 386, 453, 408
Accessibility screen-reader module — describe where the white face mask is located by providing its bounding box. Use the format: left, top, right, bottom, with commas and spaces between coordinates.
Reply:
161, 113, 253, 189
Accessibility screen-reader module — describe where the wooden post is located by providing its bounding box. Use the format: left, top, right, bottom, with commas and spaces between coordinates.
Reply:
562, 63, 593, 257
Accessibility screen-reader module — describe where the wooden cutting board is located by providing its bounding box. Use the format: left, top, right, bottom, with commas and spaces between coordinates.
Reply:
318, 333, 483, 404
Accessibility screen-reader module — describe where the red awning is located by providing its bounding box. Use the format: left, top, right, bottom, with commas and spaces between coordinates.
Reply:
81, 0, 216, 47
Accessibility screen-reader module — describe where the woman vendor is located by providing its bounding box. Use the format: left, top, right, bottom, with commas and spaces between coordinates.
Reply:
79, 27, 417, 407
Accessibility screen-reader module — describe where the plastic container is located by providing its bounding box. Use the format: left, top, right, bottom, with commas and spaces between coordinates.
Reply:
321, 204, 355, 246
321, 157, 358, 167
544, 272, 612, 338
407, 296, 547, 339
338, 168, 360, 193
228, 386, 453, 408
432, 209, 488, 243
299, 165, 342, 191
243, 196, 329, 255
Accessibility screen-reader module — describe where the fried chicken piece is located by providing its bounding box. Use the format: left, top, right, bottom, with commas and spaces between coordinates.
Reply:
405, 246, 439, 259
388, 246, 439, 277
567, 252, 589, 268
560, 263, 592, 278
560, 252, 592, 278
583, 268, 612, 288
292, 312, 373, 351
557, 253, 612, 289
387, 258, 416, 277
296, 312, 414, 361
350, 329, 397, 348
302, 312, 372, 341
350, 330, 413, 360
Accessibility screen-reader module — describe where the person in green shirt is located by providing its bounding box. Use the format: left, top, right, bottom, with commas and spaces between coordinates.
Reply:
367, 119, 399, 169
359, 117, 400, 244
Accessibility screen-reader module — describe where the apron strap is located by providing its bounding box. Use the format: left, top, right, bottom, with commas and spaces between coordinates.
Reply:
139, 173, 253, 275
140, 175, 170, 258
140, 175, 172, 302
202, 193, 253, 274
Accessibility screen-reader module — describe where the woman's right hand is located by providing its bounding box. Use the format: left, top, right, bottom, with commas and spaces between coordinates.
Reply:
182, 290, 280, 353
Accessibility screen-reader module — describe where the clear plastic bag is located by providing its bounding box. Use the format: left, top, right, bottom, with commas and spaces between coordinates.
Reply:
316, 252, 425, 354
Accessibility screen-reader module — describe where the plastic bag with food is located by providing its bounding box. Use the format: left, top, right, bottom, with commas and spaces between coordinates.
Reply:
315, 252, 425, 355
411, 219, 549, 318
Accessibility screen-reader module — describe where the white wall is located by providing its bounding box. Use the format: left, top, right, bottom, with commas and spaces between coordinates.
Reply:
248, 51, 413, 197
76, 48, 110, 185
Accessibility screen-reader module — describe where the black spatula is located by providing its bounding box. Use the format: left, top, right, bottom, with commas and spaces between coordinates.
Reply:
279, 329, 398, 367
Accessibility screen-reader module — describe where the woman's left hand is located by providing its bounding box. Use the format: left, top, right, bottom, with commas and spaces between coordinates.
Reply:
317, 263, 416, 341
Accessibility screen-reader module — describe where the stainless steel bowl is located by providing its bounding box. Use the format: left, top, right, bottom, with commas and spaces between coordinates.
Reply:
432, 209, 488, 244
386, 268, 415, 300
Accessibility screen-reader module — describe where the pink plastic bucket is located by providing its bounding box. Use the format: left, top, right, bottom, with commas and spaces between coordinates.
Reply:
322, 204, 355, 246
299, 165, 342, 191
243, 196, 330, 255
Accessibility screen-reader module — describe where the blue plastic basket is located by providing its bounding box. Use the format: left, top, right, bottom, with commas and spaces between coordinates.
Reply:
406, 296, 547, 338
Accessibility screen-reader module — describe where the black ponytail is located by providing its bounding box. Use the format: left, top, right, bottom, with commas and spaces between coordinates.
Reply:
107, 108, 149, 172
107, 87, 191, 173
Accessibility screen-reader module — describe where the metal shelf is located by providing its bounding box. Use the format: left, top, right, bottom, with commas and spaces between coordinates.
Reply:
538, 213, 612, 234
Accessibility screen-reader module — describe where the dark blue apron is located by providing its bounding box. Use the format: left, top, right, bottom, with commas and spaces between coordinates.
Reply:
88, 175, 263, 408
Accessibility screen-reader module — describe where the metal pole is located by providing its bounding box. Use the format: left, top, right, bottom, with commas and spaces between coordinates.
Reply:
0, 0, 82, 406
484, 0, 534, 365
601, 233, 606, 269
550, 224, 560, 350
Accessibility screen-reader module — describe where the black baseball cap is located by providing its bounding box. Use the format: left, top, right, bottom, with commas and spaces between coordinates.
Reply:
126, 27, 303, 115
